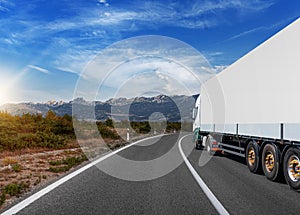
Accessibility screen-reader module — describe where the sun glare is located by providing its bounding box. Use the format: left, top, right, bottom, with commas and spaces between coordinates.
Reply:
0, 66, 34, 105
0, 69, 18, 105
0, 82, 10, 105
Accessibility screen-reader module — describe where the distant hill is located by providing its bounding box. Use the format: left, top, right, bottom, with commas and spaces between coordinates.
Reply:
0, 95, 198, 122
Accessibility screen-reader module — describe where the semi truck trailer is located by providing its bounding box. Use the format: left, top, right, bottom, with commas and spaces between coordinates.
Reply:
192, 18, 300, 190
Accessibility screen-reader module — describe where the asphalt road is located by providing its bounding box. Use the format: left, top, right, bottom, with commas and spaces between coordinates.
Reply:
3, 133, 300, 215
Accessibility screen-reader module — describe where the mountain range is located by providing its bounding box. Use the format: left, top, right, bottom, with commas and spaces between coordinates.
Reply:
0, 95, 198, 122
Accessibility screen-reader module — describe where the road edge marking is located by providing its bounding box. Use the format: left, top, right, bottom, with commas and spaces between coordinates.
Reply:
1, 134, 167, 215
178, 134, 230, 215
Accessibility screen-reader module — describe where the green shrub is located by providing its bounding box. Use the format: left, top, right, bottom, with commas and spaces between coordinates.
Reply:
48, 155, 88, 173
5, 183, 22, 196
105, 118, 114, 128
49, 160, 63, 166
130, 121, 151, 134
166, 122, 181, 132
49, 166, 70, 173
63, 156, 80, 166
0, 192, 5, 206
12, 163, 22, 172
0, 111, 75, 151
97, 122, 119, 139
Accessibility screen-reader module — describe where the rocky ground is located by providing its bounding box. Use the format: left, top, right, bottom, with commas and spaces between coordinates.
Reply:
0, 146, 86, 210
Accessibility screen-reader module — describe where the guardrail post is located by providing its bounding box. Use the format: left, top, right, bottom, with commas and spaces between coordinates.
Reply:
127, 128, 130, 141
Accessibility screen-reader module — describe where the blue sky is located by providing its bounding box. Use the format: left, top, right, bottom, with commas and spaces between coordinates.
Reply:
0, 0, 299, 104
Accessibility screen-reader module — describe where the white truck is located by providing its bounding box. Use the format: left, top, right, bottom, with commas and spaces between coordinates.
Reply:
193, 18, 300, 190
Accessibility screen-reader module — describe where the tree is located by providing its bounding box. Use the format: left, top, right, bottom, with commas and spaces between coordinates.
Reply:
46, 110, 57, 120
105, 118, 114, 128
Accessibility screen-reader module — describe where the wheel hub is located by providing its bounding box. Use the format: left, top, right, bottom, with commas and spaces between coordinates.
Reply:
248, 148, 255, 166
265, 152, 275, 172
288, 155, 300, 182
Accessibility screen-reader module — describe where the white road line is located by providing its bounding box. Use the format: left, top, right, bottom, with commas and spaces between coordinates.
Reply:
1, 134, 166, 215
178, 134, 230, 215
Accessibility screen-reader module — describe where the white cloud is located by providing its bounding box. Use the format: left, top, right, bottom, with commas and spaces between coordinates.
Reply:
0, 6, 7, 11
227, 20, 286, 41
104, 12, 111, 17
0, 0, 277, 50
112, 71, 192, 99
98, 0, 109, 6
41, 10, 137, 33
53, 49, 98, 75
213, 65, 228, 73
208, 52, 223, 56
81, 37, 216, 84
101, 60, 215, 100
75, 43, 216, 101
27, 65, 50, 74
38, 1, 227, 33
11, 88, 70, 103
228, 26, 264, 41
189, 0, 275, 15
0, 0, 13, 12
0, 0, 277, 46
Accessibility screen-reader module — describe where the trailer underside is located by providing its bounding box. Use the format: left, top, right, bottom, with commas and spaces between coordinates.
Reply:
196, 130, 300, 191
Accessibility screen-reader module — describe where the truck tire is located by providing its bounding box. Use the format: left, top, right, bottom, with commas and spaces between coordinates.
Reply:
246, 141, 261, 173
262, 143, 282, 181
194, 141, 202, 150
283, 148, 300, 191
194, 140, 199, 150
205, 136, 214, 156
202, 136, 207, 148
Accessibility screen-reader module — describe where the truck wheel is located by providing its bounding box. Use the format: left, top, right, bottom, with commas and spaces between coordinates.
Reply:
202, 136, 207, 148
194, 141, 202, 150
246, 141, 261, 173
205, 136, 214, 155
262, 143, 282, 181
283, 148, 300, 191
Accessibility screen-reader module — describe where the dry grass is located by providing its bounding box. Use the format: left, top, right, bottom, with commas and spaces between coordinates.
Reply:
1, 157, 18, 166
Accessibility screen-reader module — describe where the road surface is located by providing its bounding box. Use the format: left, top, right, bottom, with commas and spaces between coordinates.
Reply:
2, 133, 300, 215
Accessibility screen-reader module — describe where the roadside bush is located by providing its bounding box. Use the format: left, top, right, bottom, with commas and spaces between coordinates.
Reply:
130, 121, 151, 134
105, 118, 114, 128
48, 155, 88, 173
49, 160, 63, 166
97, 122, 119, 139
0, 111, 74, 151
37, 131, 65, 148
5, 183, 22, 196
49, 166, 70, 173
0, 192, 5, 206
12, 163, 22, 172
166, 122, 181, 132
138, 122, 151, 133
